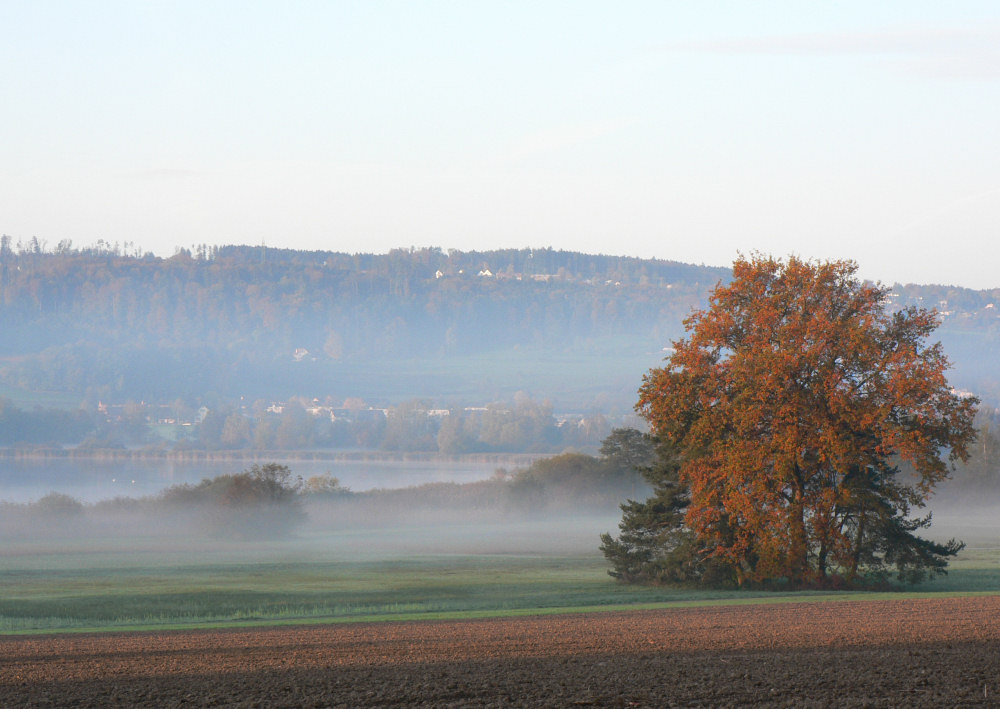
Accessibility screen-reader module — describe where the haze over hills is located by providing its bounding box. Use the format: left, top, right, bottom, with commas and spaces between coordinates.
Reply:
1, 240, 999, 415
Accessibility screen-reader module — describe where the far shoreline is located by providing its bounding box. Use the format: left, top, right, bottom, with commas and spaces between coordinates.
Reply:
0, 447, 547, 466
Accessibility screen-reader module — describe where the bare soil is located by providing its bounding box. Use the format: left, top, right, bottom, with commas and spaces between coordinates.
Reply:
2, 596, 1000, 707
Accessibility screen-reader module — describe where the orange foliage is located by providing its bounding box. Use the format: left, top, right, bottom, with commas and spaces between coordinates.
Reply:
638, 255, 977, 586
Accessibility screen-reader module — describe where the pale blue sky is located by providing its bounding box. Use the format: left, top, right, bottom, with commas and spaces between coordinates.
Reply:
2, 2, 999, 287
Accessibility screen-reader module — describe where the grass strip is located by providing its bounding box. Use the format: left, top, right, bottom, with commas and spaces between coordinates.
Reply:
4, 589, 998, 637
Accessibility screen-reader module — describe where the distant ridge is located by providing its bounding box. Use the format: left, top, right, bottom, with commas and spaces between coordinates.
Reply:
0, 242, 997, 407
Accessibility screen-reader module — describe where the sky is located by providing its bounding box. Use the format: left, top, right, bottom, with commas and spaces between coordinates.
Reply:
2, 2, 999, 288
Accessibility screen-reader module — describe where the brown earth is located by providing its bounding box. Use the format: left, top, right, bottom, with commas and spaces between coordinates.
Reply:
2, 596, 1000, 707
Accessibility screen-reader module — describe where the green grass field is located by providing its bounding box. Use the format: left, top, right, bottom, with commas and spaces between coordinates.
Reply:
2, 515, 998, 635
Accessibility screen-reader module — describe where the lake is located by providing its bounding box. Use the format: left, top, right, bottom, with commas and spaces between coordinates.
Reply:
0, 456, 525, 504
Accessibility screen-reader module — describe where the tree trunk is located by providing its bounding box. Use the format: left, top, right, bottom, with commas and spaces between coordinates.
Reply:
848, 510, 867, 583
787, 498, 808, 586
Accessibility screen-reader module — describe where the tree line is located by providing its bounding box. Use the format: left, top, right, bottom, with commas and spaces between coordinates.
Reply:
193, 395, 603, 453
1, 447, 647, 540
0, 394, 616, 454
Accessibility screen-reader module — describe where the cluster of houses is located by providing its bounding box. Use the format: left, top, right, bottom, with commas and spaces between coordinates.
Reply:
97, 398, 605, 432
431, 267, 627, 288
886, 292, 998, 322
97, 402, 210, 427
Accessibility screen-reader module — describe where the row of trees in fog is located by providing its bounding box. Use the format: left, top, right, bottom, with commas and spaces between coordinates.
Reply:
192, 396, 584, 453
0, 394, 615, 454
0, 442, 648, 540
0, 398, 93, 445
9, 391, 1000, 485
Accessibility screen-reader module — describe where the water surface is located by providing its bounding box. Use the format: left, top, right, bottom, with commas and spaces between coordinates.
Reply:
0, 457, 514, 504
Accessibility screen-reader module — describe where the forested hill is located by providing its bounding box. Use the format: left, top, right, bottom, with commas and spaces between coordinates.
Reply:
2, 241, 999, 409
0, 243, 726, 409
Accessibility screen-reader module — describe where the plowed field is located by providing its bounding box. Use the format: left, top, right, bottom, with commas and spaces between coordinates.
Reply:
3, 596, 999, 707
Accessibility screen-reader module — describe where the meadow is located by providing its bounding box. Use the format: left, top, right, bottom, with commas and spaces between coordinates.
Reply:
2, 509, 997, 635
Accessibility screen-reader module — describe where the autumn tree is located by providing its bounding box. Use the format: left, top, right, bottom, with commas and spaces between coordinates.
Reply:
607, 255, 977, 587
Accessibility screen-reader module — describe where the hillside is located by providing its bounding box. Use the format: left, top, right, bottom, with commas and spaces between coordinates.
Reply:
1, 240, 998, 411
0, 243, 725, 411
